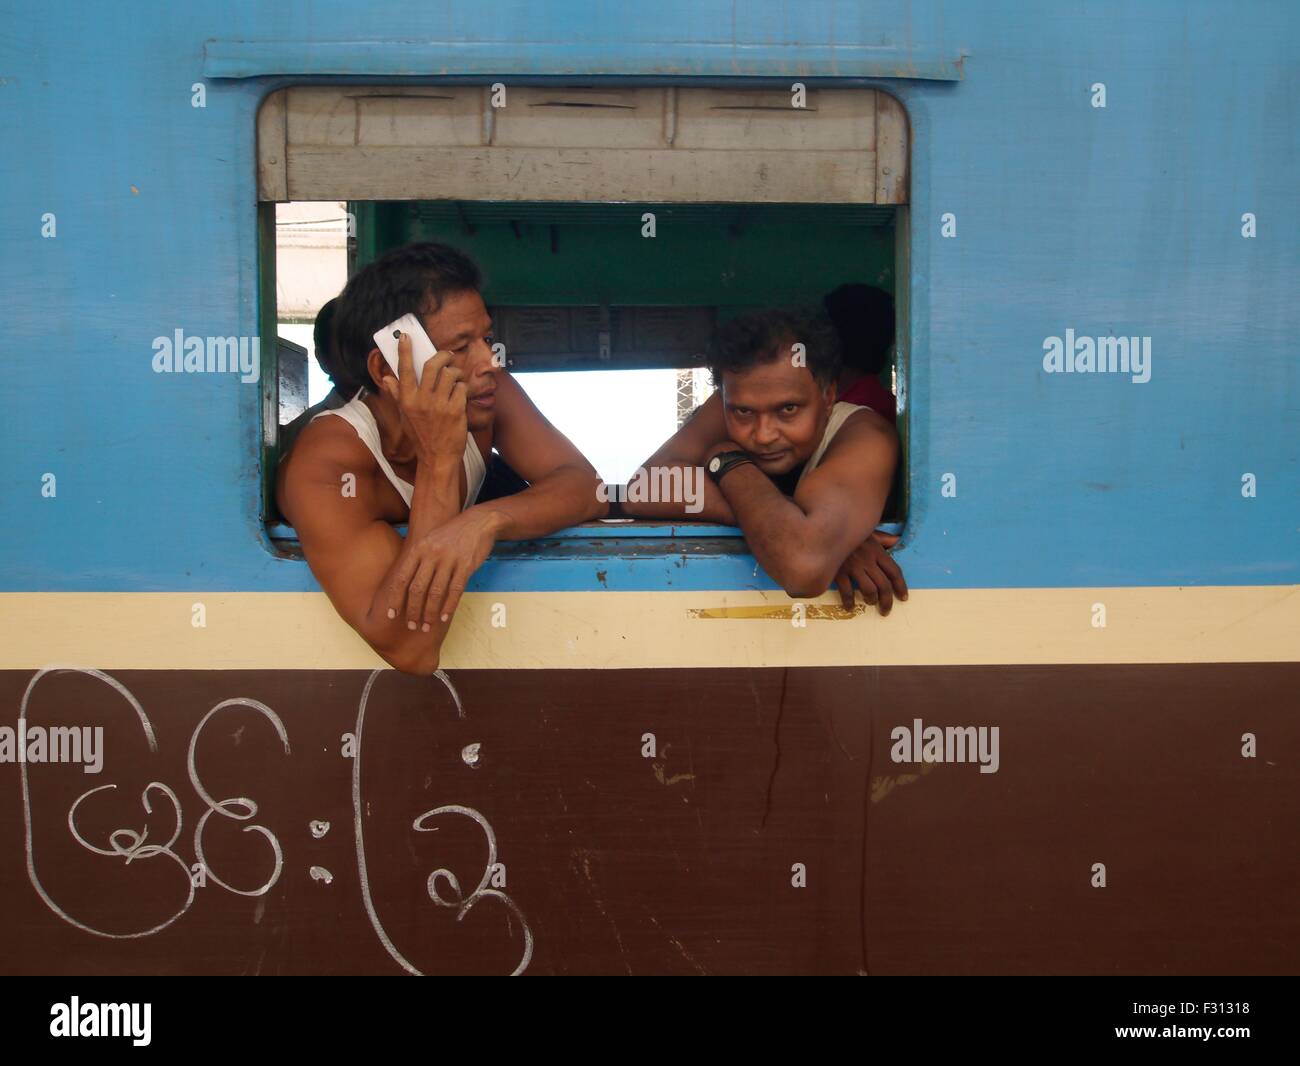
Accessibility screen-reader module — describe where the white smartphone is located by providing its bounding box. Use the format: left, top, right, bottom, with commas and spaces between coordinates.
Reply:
373, 313, 439, 385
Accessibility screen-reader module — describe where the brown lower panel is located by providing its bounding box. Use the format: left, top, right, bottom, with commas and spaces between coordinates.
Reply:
1, 664, 1296, 975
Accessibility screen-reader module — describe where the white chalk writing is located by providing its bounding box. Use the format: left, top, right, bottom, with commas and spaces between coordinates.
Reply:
18, 664, 533, 975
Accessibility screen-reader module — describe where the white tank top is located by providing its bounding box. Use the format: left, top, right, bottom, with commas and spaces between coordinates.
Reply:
795, 401, 870, 490
311, 390, 486, 511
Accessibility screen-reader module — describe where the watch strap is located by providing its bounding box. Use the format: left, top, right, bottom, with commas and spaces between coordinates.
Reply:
707, 450, 754, 484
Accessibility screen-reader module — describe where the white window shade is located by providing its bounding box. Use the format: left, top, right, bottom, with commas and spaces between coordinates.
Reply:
257, 86, 908, 204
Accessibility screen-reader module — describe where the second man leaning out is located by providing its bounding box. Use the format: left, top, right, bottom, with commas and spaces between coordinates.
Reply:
622, 308, 907, 614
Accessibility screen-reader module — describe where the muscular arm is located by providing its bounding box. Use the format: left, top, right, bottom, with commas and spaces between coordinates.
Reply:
620, 392, 738, 523
471, 370, 609, 537
716, 413, 898, 598
372, 369, 610, 630
278, 420, 462, 675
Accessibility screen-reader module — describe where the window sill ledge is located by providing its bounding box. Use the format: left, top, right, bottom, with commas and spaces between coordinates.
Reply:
263, 519, 904, 592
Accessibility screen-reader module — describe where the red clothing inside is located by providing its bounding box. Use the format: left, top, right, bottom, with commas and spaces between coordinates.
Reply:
838, 374, 897, 423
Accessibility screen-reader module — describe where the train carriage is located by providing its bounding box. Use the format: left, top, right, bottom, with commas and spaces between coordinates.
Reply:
1, 1, 1297, 975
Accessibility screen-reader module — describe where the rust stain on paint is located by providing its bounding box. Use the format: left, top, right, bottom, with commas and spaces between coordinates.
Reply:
870, 760, 938, 804
686, 603, 866, 620
653, 764, 696, 787
651, 742, 696, 787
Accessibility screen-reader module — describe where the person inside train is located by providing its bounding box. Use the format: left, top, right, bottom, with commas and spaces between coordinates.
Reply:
823, 281, 904, 552
823, 282, 897, 423
278, 299, 347, 457
621, 308, 908, 615
276, 241, 607, 675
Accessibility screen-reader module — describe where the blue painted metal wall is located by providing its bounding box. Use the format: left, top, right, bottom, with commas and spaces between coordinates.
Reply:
2, 1, 1296, 592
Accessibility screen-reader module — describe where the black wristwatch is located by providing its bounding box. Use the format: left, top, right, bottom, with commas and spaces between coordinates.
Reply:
706, 450, 754, 485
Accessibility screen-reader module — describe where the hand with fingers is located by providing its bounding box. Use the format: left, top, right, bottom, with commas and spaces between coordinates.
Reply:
379, 331, 468, 464
834, 530, 908, 616
376, 329, 492, 632
384, 506, 501, 631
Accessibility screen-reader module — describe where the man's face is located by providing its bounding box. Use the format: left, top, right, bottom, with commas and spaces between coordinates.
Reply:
419, 289, 498, 433
721, 345, 836, 476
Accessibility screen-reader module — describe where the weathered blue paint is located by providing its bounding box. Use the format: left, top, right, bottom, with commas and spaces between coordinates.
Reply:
2, 1, 1296, 593
202, 40, 965, 81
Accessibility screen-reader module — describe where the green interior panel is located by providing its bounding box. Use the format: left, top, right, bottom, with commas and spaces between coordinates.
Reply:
351, 201, 895, 325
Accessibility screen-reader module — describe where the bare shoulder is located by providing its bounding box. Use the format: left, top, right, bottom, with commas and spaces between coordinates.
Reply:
805, 407, 898, 488
276, 414, 378, 516
795, 406, 899, 508
832, 406, 899, 455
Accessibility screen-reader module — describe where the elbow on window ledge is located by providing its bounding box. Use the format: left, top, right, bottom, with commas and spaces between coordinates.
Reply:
377, 641, 442, 678
777, 562, 835, 602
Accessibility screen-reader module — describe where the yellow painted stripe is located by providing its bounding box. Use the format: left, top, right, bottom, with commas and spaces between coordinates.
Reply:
0, 587, 1297, 670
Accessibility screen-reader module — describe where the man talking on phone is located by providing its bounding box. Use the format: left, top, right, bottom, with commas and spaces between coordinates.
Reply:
277, 241, 606, 675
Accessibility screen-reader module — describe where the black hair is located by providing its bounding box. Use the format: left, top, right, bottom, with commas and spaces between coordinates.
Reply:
312, 296, 341, 388
822, 284, 894, 375
709, 308, 842, 390
327, 241, 483, 396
